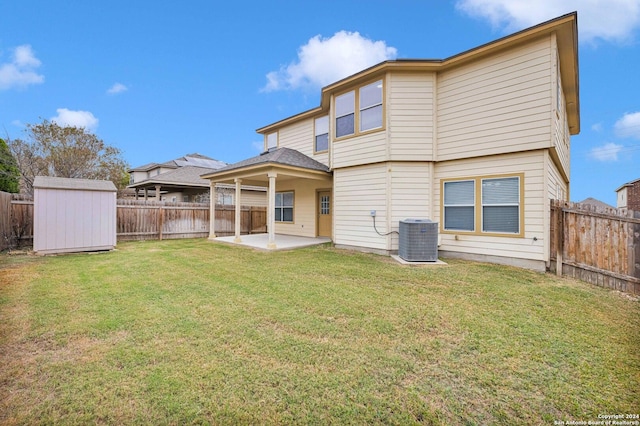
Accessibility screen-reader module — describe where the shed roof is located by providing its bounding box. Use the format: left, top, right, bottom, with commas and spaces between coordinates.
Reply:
33, 176, 117, 192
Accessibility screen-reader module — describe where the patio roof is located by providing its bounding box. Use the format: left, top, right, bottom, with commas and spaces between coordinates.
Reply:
200, 147, 331, 186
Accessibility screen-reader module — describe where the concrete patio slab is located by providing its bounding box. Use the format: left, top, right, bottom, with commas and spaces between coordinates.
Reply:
211, 234, 332, 251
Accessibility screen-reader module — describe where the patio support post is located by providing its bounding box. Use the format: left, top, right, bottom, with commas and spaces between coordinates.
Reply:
209, 182, 216, 239
144, 188, 148, 200
134, 189, 139, 200
234, 178, 242, 243
155, 185, 161, 201
267, 172, 277, 249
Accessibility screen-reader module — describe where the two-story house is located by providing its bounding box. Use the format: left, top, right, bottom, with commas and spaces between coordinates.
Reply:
202, 12, 579, 271
616, 178, 640, 213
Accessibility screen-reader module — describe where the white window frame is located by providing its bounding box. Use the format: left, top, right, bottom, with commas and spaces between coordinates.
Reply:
481, 176, 521, 234
359, 80, 383, 132
314, 115, 329, 153
443, 180, 476, 232
335, 91, 355, 138
275, 191, 294, 223
267, 132, 278, 150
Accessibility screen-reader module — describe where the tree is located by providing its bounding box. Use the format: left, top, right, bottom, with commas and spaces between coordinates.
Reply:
8, 120, 130, 196
0, 137, 20, 193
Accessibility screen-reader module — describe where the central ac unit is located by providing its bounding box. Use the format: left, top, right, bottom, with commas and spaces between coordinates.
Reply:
398, 219, 438, 262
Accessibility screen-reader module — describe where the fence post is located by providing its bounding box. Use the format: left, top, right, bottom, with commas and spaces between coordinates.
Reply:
555, 201, 564, 277
633, 210, 640, 280
158, 205, 164, 240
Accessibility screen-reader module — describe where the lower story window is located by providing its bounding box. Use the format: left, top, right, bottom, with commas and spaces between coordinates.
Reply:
482, 176, 520, 234
275, 191, 294, 222
442, 174, 523, 236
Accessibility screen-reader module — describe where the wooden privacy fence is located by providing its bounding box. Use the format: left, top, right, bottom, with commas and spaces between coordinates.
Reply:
3, 193, 34, 249
550, 200, 640, 295
117, 200, 211, 241
213, 204, 267, 237
3, 197, 267, 248
117, 200, 267, 241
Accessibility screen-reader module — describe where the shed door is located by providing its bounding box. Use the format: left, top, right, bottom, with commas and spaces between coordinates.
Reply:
317, 191, 331, 237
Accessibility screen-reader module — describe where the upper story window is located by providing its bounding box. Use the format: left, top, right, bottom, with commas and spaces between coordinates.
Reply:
335, 91, 355, 138
267, 132, 278, 150
314, 116, 329, 152
334, 79, 383, 140
359, 80, 383, 132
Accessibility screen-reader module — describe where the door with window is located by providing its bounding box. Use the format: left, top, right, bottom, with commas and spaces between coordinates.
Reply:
317, 191, 332, 237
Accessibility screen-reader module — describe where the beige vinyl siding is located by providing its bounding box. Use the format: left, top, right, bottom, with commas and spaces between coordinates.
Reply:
131, 171, 147, 183
546, 152, 567, 202
552, 73, 571, 178
544, 151, 568, 262
274, 179, 325, 238
388, 72, 434, 161
435, 151, 546, 261
278, 119, 314, 158
334, 164, 388, 250
332, 131, 387, 169
240, 189, 267, 207
437, 37, 553, 161
388, 162, 432, 249
270, 118, 331, 167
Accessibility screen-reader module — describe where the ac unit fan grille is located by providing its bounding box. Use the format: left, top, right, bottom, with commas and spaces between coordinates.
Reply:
398, 219, 438, 262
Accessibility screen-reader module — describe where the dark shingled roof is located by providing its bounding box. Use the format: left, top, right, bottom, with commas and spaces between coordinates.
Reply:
129, 166, 217, 188
579, 197, 615, 210
211, 147, 330, 174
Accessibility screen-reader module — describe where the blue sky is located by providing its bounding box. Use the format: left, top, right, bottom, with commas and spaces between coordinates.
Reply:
1, 0, 639, 206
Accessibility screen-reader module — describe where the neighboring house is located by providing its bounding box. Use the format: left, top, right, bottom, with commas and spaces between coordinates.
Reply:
579, 197, 615, 211
615, 178, 640, 213
129, 153, 266, 205
202, 13, 579, 271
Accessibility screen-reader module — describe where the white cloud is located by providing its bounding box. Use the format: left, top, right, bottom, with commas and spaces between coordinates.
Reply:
262, 31, 397, 92
591, 122, 603, 132
51, 108, 99, 130
0, 44, 44, 90
614, 111, 640, 138
107, 82, 128, 95
456, 0, 640, 44
589, 142, 623, 161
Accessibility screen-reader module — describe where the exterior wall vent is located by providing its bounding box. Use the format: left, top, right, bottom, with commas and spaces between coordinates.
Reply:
398, 219, 438, 262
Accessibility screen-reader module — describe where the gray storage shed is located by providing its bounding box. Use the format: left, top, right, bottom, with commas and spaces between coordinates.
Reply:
33, 176, 117, 255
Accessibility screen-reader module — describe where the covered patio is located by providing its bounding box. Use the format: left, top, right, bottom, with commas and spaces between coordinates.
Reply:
201, 147, 333, 250
213, 234, 331, 251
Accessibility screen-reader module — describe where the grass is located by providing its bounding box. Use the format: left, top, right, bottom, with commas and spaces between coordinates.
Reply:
0, 239, 638, 425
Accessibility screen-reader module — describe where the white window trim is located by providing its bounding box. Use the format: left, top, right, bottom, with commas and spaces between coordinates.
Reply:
275, 191, 294, 223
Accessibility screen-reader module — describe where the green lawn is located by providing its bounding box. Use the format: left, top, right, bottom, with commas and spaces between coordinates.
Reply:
1, 239, 638, 425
